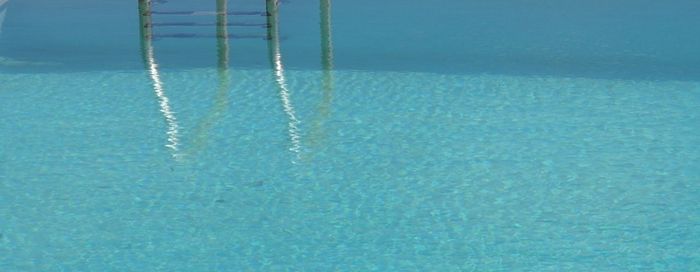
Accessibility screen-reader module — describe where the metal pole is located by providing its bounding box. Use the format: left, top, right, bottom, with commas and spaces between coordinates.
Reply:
320, 0, 333, 72
216, 0, 229, 69
138, 0, 153, 68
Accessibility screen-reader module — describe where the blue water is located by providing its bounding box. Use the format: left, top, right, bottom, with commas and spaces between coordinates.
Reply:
1, 0, 699, 271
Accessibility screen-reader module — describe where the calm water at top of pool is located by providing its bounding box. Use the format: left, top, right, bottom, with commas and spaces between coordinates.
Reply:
1, 0, 699, 271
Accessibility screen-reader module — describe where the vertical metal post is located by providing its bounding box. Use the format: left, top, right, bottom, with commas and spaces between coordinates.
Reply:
215, 0, 230, 118
138, 0, 153, 67
216, 0, 229, 69
320, 0, 334, 112
265, 0, 280, 65
320, 0, 333, 73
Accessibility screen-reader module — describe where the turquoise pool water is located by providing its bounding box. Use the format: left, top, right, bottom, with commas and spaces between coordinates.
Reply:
1, 0, 699, 271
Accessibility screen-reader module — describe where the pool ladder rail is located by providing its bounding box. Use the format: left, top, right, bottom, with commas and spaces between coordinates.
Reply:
137, 0, 298, 160
138, 0, 252, 159
136, 0, 334, 162
138, 0, 271, 41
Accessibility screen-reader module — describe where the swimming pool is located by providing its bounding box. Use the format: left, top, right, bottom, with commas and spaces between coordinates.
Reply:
1, 0, 699, 271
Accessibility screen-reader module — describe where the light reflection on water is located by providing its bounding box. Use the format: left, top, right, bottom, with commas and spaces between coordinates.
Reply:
266, 0, 302, 159
136, 0, 335, 163
139, 0, 181, 158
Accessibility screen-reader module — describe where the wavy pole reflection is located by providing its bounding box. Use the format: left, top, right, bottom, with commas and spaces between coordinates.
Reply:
266, 0, 303, 159
307, 0, 334, 154
320, 0, 334, 96
0, 0, 7, 35
139, 0, 182, 158
183, 0, 231, 158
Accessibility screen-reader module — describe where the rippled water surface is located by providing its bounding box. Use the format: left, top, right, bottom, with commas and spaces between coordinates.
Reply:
1, 0, 699, 271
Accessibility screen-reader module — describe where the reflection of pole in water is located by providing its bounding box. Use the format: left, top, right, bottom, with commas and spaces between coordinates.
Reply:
266, 0, 302, 157
185, 0, 232, 157
321, 0, 333, 72
216, 0, 229, 70
308, 0, 334, 151
138, 0, 181, 158
0, 0, 8, 36
320, 0, 334, 124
